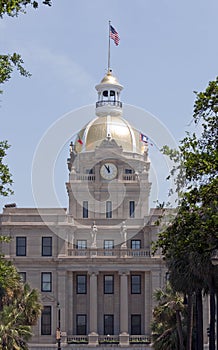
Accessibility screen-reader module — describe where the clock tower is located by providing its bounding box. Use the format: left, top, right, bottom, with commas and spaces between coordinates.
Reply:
66, 70, 151, 224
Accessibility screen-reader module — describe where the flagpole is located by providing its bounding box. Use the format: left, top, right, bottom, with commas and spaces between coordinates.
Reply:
108, 20, 111, 72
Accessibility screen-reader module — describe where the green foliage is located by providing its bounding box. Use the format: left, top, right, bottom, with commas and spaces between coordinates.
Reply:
0, 256, 42, 348
0, 53, 31, 94
155, 76, 218, 260
0, 141, 13, 196
0, 304, 32, 349
0, 0, 51, 18
151, 284, 186, 350
154, 77, 218, 349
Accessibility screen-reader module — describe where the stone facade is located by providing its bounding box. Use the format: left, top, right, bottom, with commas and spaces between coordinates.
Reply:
0, 70, 169, 348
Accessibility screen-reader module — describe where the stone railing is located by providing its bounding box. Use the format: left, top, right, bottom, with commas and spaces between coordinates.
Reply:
98, 335, 119, 344
66, 334, 151, 345
96, 100, 122, 108
129, 335, 151, 344
67, 335, 88, 344
67, 248, 151, 258
70, 174, 138, 182
74, 174, 95, 181
123, 174, 137, 181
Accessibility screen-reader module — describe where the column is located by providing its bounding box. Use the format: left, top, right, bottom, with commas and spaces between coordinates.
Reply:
144, 272, 151, 335
119, 271, 129, 346
67, 271, 73, 335
88, 271, 99, 346
57, 270, 67, 333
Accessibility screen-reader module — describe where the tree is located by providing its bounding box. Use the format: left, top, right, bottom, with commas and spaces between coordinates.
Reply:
151, 284, 186, 350
0, 0, 52, 18
0, 283, 42, 349
153, 77, 218, 350
0, 141, 13, 196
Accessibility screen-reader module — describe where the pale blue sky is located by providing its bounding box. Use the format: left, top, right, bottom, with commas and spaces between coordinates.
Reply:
1, 0, 217, 208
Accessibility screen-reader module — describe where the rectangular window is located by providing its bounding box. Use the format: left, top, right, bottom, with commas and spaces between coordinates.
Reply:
41, 272, 52, 292
41, 306, 51, 335
125, 168, 133, 174
131, 315, 141, 335
16, 237, 26, 256
76, 240, 87, 256
104, 275, 114, 294
131, 240, 141, 256
76, 314, 87, 335
83, 201, 88, 218
42, 237, 52, 256
129, 201, 135, 218
104, 314, 114, 335
19, 272, 26, 283
76, 275, 87, 294
131, 240, 141, 250
106, 201, 112, 218
77, 240, 87, 249
131, 275, 141, 294
104, 240, 114, 256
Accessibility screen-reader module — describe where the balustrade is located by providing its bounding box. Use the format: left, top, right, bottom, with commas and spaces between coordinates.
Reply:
67, 248, 151, 258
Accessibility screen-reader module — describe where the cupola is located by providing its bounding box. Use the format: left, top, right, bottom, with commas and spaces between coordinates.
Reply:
95, 69, 123, 117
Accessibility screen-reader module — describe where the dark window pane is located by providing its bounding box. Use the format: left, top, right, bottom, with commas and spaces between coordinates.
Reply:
16, 237, 26, 256
77, 275, 87, 294
83, 201, 88, 218
76, 314, 87, 335
131, 275, 141, 294
76, 240, 87, 256
131, 240, 141, 249
104, 314, 114, 335
104, 275, 114, 294
131, 315, 141, 335
104, 240, 114, 256
106, 201, 112, 218
42, 237, 52, 256
41, 306, 51, 335
125, 168, 133, 174
41, 273, 52, 292
129, 201, 135, 218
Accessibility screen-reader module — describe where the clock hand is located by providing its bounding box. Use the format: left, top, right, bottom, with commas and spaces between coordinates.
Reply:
104, 164, 110, 173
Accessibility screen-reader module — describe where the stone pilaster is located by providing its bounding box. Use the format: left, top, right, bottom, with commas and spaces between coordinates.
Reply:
119, 271, 129, 346
88, 271, 99, 346
66, 271, 73, 334
144, 271, 151, 334
57, 270, 67, 332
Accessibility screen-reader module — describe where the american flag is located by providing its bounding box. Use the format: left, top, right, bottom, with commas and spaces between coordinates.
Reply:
110, 25, 120, 46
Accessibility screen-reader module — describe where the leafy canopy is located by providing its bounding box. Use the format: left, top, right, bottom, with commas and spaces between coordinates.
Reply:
0, 141, 13, 197
0, 0, 51, 18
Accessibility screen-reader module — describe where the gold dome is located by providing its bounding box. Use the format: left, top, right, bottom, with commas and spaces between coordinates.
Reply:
75, 116, 145, 154
100, 71, 121, 85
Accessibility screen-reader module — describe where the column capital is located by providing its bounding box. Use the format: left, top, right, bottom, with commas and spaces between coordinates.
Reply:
118, 270, 130, 276
88, 270, 99, 276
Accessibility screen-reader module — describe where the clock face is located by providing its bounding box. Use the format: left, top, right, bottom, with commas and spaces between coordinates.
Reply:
100, 163, 118, 180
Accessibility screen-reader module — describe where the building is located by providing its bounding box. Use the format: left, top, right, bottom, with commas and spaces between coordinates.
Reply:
0, 69, 168, 349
